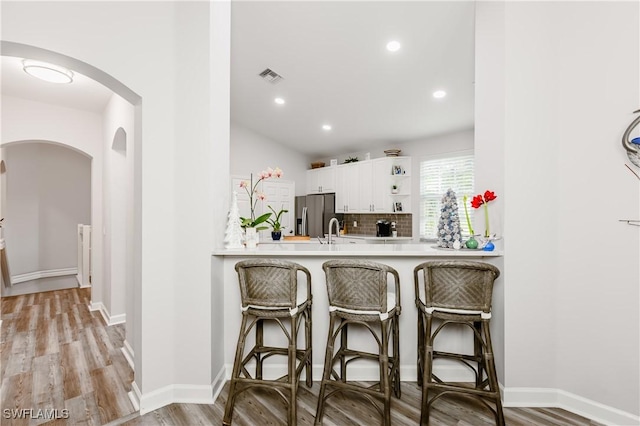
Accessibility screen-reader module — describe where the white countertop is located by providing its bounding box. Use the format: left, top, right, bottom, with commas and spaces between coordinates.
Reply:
260, 234, 414, 244
213, 242, 502, 257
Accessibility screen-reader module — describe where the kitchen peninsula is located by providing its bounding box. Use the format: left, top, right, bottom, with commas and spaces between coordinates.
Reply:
212, 243, 504, 383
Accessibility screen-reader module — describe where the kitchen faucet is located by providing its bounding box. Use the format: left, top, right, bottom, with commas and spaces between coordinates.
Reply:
328, 217, 340, 244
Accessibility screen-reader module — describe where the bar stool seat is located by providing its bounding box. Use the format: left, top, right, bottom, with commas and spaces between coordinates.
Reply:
223, 259, 312, 426
414, 260, 504, 425
314, 260, 401, 426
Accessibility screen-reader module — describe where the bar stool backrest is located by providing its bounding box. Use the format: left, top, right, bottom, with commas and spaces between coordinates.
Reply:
235, 259, 307, 309
323, 260, 399, 313
415, 260, 500, 313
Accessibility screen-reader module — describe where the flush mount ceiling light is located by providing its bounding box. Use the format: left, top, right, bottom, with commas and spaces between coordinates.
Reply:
432, 90, 447, 99
274, 97, 285, 105
386, 41, 401, 52
22, 59, 74, 84
322, 124, 332, 131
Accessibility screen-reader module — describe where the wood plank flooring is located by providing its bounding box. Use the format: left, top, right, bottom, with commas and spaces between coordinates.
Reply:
124, 381, 603, 426
2, 288, 603, 425
1, 288, 135, 425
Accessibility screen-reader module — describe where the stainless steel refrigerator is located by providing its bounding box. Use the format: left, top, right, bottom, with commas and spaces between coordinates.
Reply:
295, 194, 339, 238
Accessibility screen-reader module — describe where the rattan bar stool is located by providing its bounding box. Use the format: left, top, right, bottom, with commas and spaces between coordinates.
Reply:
314, 260, 401, 426
414, 260, 504, 425
223, 259, 312, 426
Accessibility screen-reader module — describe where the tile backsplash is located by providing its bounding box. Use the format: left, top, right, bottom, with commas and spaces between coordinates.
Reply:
343, 213, 412, 237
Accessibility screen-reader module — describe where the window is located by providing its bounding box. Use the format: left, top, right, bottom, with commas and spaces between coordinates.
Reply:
419, 152, 474, 240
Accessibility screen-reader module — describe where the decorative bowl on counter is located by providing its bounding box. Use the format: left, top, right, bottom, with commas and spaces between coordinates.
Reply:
384, 149, 401, 157
310, 162, 325, 169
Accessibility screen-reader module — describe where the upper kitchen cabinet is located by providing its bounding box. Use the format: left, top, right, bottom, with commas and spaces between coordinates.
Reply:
335, 157, 411, 214
306, 166, 336, 194
336, 161, 372, 213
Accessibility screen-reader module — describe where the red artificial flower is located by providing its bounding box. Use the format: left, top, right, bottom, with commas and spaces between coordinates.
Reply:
484, 190, 497, 202
471, 195, 485, 209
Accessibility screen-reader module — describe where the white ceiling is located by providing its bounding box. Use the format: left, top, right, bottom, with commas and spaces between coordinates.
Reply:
231, 1, 476, 158
1, 1, 475, 158
1, 56, 113, 114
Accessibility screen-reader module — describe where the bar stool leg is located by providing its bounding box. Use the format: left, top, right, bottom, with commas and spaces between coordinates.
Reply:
392, 315, 401, 398
340, 319, 348, 382
420, 314, 434, 426
305, 305, 313, 387
314, 313, 337, 426
223, 314, 249, 426
482, 320, 505, 426
380, 320, 391, 426
417, 310, 424, 387
474, 321, 485, 389
256, 319, 264, 380
288, 315, 298, 425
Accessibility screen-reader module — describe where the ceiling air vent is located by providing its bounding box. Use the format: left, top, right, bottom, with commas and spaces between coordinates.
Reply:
258, 68, 283, 84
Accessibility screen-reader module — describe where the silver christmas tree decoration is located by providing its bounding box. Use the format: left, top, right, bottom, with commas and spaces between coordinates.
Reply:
224, 191, 245, 249
437, 188, 462, 249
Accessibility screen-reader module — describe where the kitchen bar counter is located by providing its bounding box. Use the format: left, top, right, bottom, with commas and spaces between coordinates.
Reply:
213, 242, 501, 257
212, 242, 504, 384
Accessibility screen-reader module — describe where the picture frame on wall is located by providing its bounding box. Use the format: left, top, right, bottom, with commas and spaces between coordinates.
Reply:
394, 202, 403, 212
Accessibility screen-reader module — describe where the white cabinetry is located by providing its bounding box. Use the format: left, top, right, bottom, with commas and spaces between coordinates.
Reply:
306, 167, 336, 194
336, 162, 372, 213
334, 156, 411, 214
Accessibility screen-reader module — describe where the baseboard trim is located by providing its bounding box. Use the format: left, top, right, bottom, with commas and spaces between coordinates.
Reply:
89, 302, 126, 326
139, 384, 215, 415
121, 340, 135, 371
504, 387, 639, 426
12, 267, 77, 284
76, 274, 91, 288
211, 367, 227, 404
128, 381, 141, 411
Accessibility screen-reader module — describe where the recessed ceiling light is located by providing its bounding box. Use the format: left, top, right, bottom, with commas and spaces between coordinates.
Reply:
322, 124, 332, 131
433, 90, 447, 99
22, 59, 74, 84
386, 41, 401, 52
274, 97, 285, 105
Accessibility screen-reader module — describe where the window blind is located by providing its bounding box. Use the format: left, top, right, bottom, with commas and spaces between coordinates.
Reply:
419, 154, 475, 239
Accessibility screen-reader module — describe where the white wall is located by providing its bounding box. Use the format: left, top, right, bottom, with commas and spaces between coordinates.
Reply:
2, 1, 217, 409
3, 144, 40, 274
102, 94, 136, 328
478, 1, 639, 422
231, 122, 309, 195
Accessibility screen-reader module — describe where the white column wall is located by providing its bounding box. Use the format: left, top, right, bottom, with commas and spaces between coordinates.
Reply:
210, 0, 232, 395
172, 1, 213, 394
102, 94, 135, 325
477, 1, 640, 419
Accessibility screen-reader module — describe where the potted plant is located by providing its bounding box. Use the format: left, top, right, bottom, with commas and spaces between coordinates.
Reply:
238, 167, 283, 247
391, 184, 399, 194
266, 205, 288, 240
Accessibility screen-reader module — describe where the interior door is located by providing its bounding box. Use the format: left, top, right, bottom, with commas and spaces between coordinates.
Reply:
261, 179, 295, 237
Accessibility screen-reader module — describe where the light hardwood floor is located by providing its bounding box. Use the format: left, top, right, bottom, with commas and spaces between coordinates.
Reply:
2, 288, 602, 425
1, 287, 135, 425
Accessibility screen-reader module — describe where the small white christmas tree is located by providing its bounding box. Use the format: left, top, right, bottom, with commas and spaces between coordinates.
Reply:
224, 191, 245, 249
437, 189, 462, 249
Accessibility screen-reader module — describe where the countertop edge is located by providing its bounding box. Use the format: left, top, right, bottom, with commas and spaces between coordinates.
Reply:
212, 246, 503, 257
